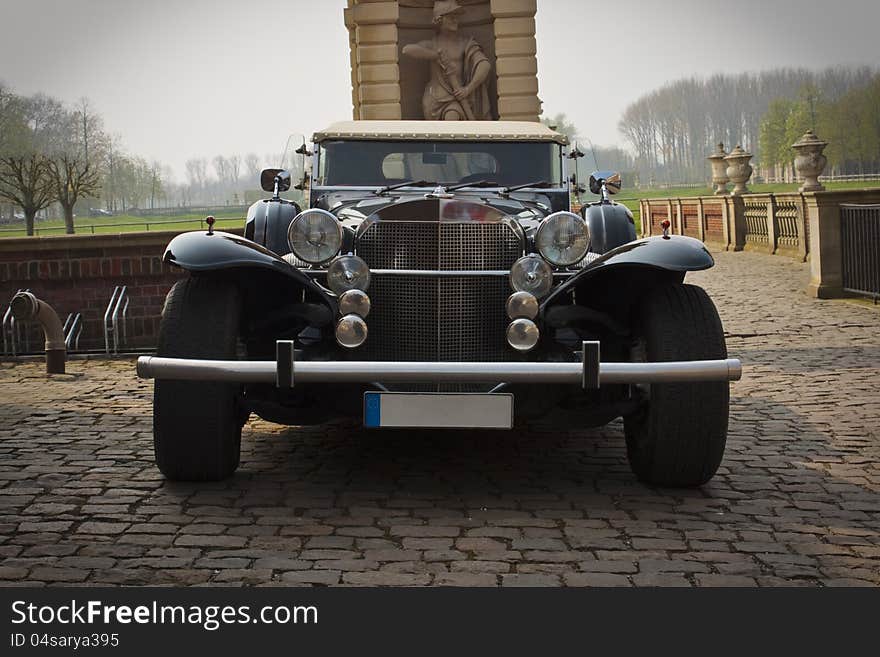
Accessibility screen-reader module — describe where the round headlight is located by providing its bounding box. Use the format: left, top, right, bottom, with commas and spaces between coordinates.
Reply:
507, 319, 540, 352
509, 255, 553, 299
287, 209, 343, 264
327, 255, 371, 295
535, 211, 590, 267
506, 291, 539, 320
336, 314, 368, 349
339, 289, 371, 318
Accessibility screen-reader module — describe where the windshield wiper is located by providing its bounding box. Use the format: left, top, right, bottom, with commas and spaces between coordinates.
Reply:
374, 180, 436, 196
446, 179, 500, 191
501, 180, 554, 194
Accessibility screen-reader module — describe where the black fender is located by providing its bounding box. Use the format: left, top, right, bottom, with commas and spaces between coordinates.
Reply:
163, 231, 334, 310
581, 202, 637, 254
543, 235, 714, 315
245, 198, 301, 256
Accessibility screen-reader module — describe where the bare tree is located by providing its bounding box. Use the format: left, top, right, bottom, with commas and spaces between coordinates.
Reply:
244, 152, 260, 183
0, 91, 59, 234
46, 99, 104, 233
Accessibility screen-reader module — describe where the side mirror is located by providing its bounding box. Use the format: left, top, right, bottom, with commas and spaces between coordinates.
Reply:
589, 171, 622, 196
261, 168, 291, 195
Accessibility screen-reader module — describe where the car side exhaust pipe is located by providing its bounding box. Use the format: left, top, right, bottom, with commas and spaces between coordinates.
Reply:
10, 292, 66, 374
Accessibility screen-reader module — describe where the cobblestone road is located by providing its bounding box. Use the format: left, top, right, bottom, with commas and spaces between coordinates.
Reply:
1, 251, 878, 587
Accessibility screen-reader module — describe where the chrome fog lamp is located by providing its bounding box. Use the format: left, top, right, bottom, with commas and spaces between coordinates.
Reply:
535, 211, 590, 267
327, 255, 371, 294
336, 314, 368, 349
509, 255, 553, 299
506, 291, 539, 320
338, 289, 371, 318
506, 318, 540, 352
287, 209, 343, 264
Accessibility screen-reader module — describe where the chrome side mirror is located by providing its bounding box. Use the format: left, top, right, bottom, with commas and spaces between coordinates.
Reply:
589, 171, 621, 195
261, 168, 291, 197
589, 171, 622, 203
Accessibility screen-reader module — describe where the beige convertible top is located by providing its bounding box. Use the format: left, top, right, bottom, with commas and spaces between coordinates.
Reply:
313, 120, 568, 145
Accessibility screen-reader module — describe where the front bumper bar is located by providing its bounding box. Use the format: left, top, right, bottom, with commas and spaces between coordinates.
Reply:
136, 341, 742, 389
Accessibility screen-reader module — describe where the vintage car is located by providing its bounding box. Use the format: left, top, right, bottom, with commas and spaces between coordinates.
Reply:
137, 121, 741, 486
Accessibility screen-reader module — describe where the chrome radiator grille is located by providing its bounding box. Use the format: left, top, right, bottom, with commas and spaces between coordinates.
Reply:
357, 221, 522, 363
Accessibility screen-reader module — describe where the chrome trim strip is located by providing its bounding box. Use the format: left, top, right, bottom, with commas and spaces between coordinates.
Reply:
299, 269, 576, 278
138, 356, 743, 386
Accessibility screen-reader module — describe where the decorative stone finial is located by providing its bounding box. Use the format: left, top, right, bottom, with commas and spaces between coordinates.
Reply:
707, 142, 730, 195
792, 130, 829, 193
724, 145, 753, 196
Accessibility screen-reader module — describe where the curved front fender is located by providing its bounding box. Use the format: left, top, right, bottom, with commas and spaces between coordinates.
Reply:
164, 231, 331, 304
544, 235, 714, 307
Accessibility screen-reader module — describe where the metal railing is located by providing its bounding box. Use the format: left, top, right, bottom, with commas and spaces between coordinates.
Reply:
104, 286, 130, 355
2, 289, 31, 356
0, 216, 244, 236
63, 312, 83, 351
841, 204, 880, 302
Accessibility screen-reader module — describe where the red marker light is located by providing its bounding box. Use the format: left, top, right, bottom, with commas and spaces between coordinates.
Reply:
660, 219, 671, 239
206, 216, 215, 235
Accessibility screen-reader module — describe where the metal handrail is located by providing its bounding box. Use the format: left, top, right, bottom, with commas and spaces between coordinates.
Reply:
64, 313, 83, 351
103, 287, 121, 355
2, 288, 29, 356
111, 286, 127, 354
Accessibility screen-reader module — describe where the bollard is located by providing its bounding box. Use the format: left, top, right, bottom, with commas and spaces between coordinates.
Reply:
9, 292, 66, 374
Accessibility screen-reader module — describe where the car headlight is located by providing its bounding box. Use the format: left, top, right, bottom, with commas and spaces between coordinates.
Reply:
535, 211, 590, 267
327, 255, 371, 295
287, 209, 343, 264
509, 255, 553, 299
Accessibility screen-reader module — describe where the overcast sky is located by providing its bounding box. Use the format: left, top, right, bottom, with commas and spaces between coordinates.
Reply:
1, 0, 878, 182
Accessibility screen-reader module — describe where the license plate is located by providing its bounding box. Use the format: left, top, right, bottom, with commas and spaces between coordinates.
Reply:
363, 392, 514, 429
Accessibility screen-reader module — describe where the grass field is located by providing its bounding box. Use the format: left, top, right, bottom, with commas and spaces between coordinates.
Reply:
1, 181, 877, 238
0, 210, 246, 238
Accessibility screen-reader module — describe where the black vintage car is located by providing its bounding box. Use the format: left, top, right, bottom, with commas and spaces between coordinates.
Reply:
138, 121, 741, 486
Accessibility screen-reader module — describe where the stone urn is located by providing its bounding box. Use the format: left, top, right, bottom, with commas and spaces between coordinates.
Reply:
707, 142, 729, 195
724, 145, 753, 196
792, 130, 828, 192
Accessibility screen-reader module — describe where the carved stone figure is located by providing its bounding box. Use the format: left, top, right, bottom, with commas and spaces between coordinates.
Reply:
402, 0, 492, 120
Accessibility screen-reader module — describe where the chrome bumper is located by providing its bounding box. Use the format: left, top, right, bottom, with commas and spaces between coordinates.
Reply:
136, 341, 742, 389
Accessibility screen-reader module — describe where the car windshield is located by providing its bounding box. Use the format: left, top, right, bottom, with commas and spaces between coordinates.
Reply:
317, 140, 562, 188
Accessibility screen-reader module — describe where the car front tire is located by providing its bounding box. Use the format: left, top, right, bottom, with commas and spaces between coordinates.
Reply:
153, 276, 246, 481
623, 284, 729, 487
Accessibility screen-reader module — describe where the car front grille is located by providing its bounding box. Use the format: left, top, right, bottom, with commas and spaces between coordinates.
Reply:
356, 221, 522, 365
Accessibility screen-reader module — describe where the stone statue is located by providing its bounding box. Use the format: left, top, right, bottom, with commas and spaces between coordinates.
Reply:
402, 0, 492, 121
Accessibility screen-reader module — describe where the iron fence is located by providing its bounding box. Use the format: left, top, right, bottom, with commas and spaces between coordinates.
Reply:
841, 204, 880, 301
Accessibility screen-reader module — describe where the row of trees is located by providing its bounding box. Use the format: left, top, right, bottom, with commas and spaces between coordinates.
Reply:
0, 84, 289, 234
759, 74, 880, 179
617, 66, 877, 184
0, 85, 106, 234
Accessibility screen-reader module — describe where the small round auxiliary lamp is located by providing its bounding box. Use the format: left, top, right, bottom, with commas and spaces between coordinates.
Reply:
660, 219, 671, 239
206, 215, 216, 235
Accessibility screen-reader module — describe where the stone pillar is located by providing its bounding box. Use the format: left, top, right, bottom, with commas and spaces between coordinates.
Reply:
805, 192, 843, 298
345, 0, 542, 122
490, 0, 541, 121
346, 1, 402, 120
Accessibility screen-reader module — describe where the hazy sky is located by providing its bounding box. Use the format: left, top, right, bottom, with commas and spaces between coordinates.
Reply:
1, 0, 878, 181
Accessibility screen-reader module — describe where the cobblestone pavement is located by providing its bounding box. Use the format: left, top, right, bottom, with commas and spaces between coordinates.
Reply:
1, 251, 878, 587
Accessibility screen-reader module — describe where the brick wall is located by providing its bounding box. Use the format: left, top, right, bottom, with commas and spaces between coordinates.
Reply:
0, 229, 240, 353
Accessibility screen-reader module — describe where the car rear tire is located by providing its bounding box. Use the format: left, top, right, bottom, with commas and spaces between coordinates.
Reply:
623, 284, 729, 487
153, 276, 245, 481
